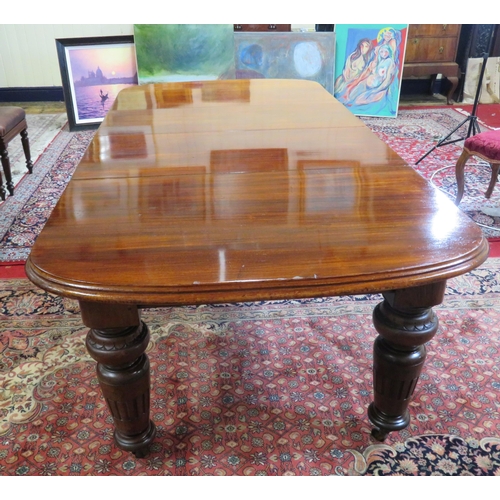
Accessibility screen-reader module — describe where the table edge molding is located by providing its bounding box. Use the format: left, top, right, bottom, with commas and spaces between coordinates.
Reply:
25, 239, 490, 306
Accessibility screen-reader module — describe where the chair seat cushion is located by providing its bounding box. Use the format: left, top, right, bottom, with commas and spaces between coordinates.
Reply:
464, 129, 500, 162
0, 106, 26, 137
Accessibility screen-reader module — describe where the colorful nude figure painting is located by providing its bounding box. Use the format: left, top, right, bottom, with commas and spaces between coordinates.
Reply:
334, 25, 408, 117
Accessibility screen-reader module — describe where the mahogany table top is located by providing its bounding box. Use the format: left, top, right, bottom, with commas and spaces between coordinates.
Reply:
26, 79, 489, 306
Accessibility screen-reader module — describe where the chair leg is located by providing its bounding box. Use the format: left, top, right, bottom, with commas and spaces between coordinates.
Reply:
0, 167, 5, 201
0, 137, 14, 196
21, 128, 33, 173
485, 163, 500, 199
455, 149, 471, 205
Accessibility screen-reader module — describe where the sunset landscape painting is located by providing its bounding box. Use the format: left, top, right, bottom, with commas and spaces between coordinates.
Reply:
56, 36, 138, 130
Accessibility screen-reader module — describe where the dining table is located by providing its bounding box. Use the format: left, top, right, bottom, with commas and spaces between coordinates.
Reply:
25, 79, 489, 457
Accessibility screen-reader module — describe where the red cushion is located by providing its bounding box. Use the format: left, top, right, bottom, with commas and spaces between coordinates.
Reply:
465, 130, 500, 162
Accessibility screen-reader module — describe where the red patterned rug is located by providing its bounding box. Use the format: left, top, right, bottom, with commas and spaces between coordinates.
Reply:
1, 257, 500, 476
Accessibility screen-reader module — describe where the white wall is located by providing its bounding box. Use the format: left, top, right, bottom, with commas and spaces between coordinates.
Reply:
0, 25, 128, 87
0, 24, 316, 88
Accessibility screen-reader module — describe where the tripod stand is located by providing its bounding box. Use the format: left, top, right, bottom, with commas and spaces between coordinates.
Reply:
415, 51, 489, 165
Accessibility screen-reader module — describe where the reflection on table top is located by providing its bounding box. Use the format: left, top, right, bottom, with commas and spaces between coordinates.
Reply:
26, 79, 489, 305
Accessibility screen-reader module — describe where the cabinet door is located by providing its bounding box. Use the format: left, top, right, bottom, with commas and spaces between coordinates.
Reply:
408, 24, 460, 38
405, 37, 459, 63
234, 24, 291, 31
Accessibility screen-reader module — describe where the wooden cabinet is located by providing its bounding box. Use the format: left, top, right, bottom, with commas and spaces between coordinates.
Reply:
234, 24, 291, 32
403, 24, 462, 104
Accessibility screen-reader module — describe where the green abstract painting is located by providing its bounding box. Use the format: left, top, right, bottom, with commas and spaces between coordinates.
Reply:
134, 24, 236, 84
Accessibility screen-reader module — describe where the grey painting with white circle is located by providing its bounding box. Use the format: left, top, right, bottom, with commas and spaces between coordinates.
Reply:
235, 32, 335, 95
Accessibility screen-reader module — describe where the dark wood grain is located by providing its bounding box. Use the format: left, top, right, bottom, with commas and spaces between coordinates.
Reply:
25, 80, 489, 455
233, 24, 291, 31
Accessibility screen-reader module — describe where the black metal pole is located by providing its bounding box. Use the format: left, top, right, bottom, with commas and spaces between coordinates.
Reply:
467, 52, 488, 137
415, 27, 496, 165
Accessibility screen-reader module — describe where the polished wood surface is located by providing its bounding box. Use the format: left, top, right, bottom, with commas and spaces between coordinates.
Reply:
405, 24, 461, 62
25, 80, 489, 456
27, 79, 487, 304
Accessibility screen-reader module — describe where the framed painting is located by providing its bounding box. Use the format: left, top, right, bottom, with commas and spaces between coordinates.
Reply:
235, 32, 336, 94
56, 36, 138, 131
333, 25, 408, 117
134, 24, 235, 84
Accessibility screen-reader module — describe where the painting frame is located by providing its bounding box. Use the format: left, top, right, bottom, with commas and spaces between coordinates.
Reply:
333, 24, 408, 118
56, 35, 138, 131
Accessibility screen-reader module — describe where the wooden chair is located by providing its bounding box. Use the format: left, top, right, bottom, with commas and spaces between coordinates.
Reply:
0, 106, 33, 201
455, 129, 500, 205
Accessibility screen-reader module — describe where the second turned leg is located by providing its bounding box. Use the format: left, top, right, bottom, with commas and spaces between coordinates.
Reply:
368, 281, 446, 441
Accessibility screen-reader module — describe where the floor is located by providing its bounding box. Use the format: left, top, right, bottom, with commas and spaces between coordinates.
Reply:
1, 92, 451, 114
1, 101, 67, 113
400, 92, 449, 107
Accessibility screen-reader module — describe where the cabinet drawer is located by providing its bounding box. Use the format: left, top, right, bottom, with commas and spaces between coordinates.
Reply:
408, 24, 460, 38
405, 37, 459, 63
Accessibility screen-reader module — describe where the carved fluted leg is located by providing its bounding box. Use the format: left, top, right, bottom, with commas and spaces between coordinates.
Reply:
79, 302, 156, 457
21, 129, 33, 173
368, 281, 446, 441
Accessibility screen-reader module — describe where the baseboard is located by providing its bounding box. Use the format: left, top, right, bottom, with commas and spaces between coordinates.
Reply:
0, 86, 64, 102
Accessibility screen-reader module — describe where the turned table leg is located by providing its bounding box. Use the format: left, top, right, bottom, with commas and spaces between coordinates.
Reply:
79, 301, 156, 457
368, 281, 446, 441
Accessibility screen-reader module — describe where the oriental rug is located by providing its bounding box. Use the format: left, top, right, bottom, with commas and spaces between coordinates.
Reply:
0, 121, 94, 263
1, 258, 500, 475
1, 113, 67, 192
